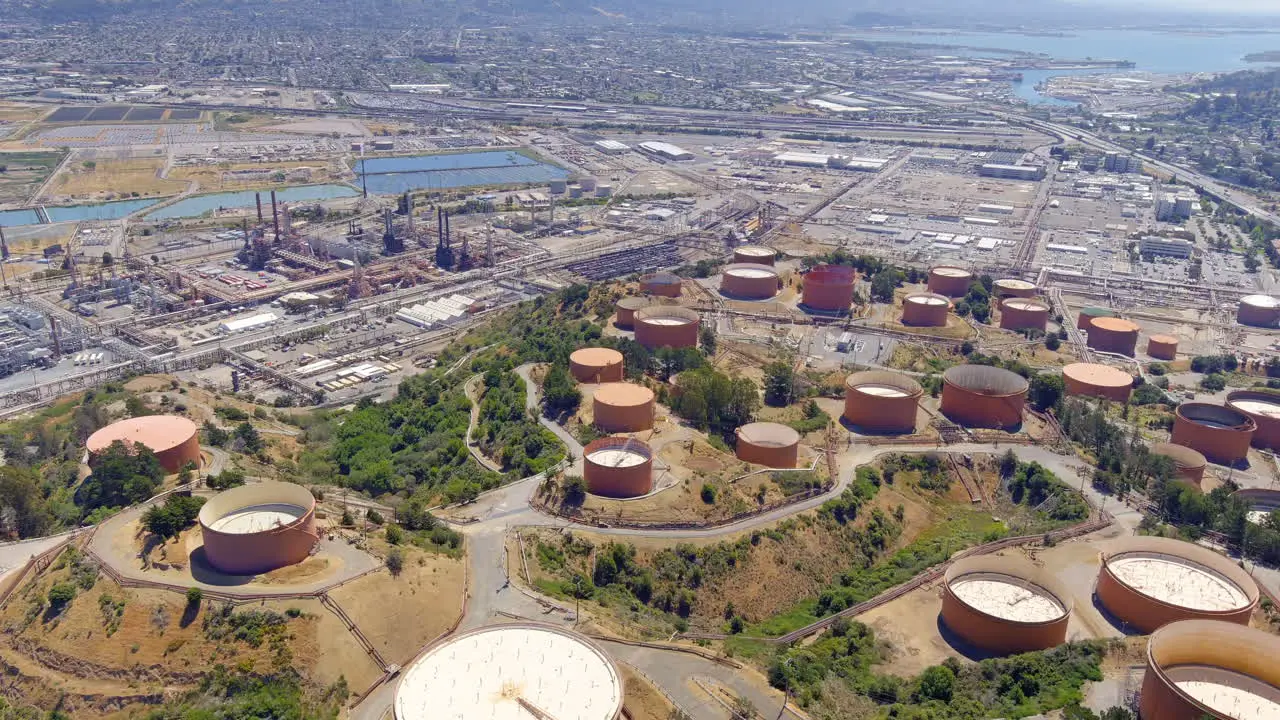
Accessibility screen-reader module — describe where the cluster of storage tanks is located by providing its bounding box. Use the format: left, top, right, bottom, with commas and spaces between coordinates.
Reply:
838, 366, 1033, 433
938, 536, 1276, 720
903, 269, 1049, 332
612, 296, 702, 350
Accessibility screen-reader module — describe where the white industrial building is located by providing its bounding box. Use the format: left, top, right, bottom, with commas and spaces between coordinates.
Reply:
637, 141, 694, 161
1139, 236, 1194, 259
218, 312, 279, 334
1156, 192, 1196, 222
979, 164, 1046, 181
594, 140, 630, 155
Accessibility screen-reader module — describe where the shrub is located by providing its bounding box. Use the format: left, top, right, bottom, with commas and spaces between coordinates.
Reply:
366, 509, 384, 525
386, 548, 405, 576
700, 484, 717, 504
48, 583, 76, 610
385, 525, 404, 545
186, 587, 203, 607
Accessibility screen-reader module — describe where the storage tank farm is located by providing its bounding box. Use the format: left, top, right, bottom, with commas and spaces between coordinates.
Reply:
998, 297, 1050, 332
1086, 316, 1141, 356
940, 556, 1073, 655
1225, 390, 1280, 451
393, 623, 624, 720
901, 293, 950, 327
569, 348, 624, 384
801, 264, 856, 313
842, 371, 923, 433
614, 297, 648, 329
732, 244, 776, 265
1095, 536, 1259, 635
638, 272, 682, 297
198, 481, 318, 575
1151, 442, 1208, 487
734, 422, 800, 468
1140, 620, 1280, 720
720, 263, 781, 300
632, 306, 699, 349
1171, 403, 1256, 466
1077, 306, 1119, 331
87, 415, 201, 473
992, 278, 1037, 299
1147, 334, 1179, 360
584, 436, 654, 498
1237, 294, 1280, 328
592, 382, 655, 433
1062, 362, 1134, 403
940, 365, 1028, 429
926, 265, 973, 297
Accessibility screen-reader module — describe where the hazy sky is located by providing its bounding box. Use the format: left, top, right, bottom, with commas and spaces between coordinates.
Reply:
1078, 0, 1280, 12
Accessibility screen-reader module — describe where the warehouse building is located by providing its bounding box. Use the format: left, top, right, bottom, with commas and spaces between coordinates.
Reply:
637, 141, 693, 161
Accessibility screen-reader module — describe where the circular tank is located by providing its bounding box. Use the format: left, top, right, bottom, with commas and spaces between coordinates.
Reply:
197, 481, 318, 575
1231, 488, 1280, 525
1140, 620, 1280, 720
734, 422, 801, 468
733, 245, 776, 265
801, 264, 856, 312
1151, 442, 1208, 487
1225, 390, 1280, 451
639, 272, 682, 297
842, 371, 923, 434
394, 623, 624, 720
1087, 316, 1140, 356
1096, 537, 1259, 634
1077, 306, 1118, 330
720, 263, 781, 300
901, 292, 950, 327
1237, 294, 1280, 328
999, 297, 1050, 332
633, 306, 700, 349
592, 382, 655, 432
1171, 403, 1256, 467
569, 348, 625, 384
584, 436, 654, 498
940, 556, 1072, 655
579, 177, 597, 192
927, 266, 973, 297
940, 365, 1029, 429
1148, 334, 1179, 360
614, 297, 648, 329
87, 415, 201, 473
1062, 363, 1134, 403
993, 278, 1037, 299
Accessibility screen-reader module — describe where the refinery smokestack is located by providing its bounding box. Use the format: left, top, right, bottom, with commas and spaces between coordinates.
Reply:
271, 190, 280, 244
255, 192, 263, 223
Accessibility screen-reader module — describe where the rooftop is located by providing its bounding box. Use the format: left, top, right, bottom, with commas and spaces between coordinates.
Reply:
1109, 554, 1249, 611
951, 575, 1065, 622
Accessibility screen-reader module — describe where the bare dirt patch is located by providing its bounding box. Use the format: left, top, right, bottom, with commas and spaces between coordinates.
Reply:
620, 663, 677, 720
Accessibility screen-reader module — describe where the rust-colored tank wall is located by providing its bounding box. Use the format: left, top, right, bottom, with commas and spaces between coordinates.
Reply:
639, 275, 682, 297
1140, 620, 1280, 720
733, 248, 775, 265
940, 586, 1068, 654
615, 301, 640, 329
584, 438, 653, 498
1171, 410, 1254, 466
802, 267, 855, 311
843, 374, 921, 434
721, 271, 779, 299
927, 268, 972, 297
634, 318, 698, 349
902, 298, 948, 327
155, 434, 202, 473
202, 513, 317, 575
1152, 444, 1206, 486
1237, 303, 1280, 328
1087, 324, 1139, 356
999, 302, 1049, 332
593, 397, 654, 432
993, 281, 1037, 299
734, 438, 798, 468
1147, 337, 1178, 360
1096, 540, 1259, 635
940, 383, 1025, 429
1063, 375, 1131, 403
570, 357, 624, 383
1226, 391, 1280, 452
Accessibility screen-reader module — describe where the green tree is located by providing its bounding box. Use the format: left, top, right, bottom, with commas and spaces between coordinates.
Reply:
562, 475, 587, 506
763, 361, 795, 407
917, 664, 955, 702
0, 467, 53, 538
869, 269, 902, 303
141, 495, 206, 540
234, 422, 264, 453
78, 440, 165, 515
699, 325, 717, 356
1029, 373, 1066, 411
386, 548, 404, 576
541, 363, 582, 418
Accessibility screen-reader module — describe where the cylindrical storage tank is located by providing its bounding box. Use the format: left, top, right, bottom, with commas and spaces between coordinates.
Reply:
614, 297, 648, 329
87, 415, 201, 473
1086, 316, 1140, 356
394, 623, 624, 720
1225, 390, 1280, 451
592, 382, 655, 432
579, 177, 597, 192
596, 184, 613, 198
569, 348, 625, 384
734, 422, 800, 468
549, 178, 567, 194
1171, 403, 1256, 466
1077, 306, 1118, 330
720, 263, 780, 300
940, 365, 1028, 429
999, 297, 1050, 332
1140, 620, 1280, 720
901, 292, 950, 327
1062, 362, 1134, 403
992, 278, 1037, 299
1096, 537, 1260, 635
1148, 334, 1179, 360
732, 245, 776, 265
197, 481, 318, 575
569, 186, 583, 199
927, 266, 973, 297
842, 371, 923, 433
583, 436, 654, 498
1232, 487, 1280, 525
633, 306, 700, 349
1237, 294, 1280, 328
1151, 442, 1207, 488
801, 264, 856, 313
940, 556, 1072, 655
639, 272, 682, 297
